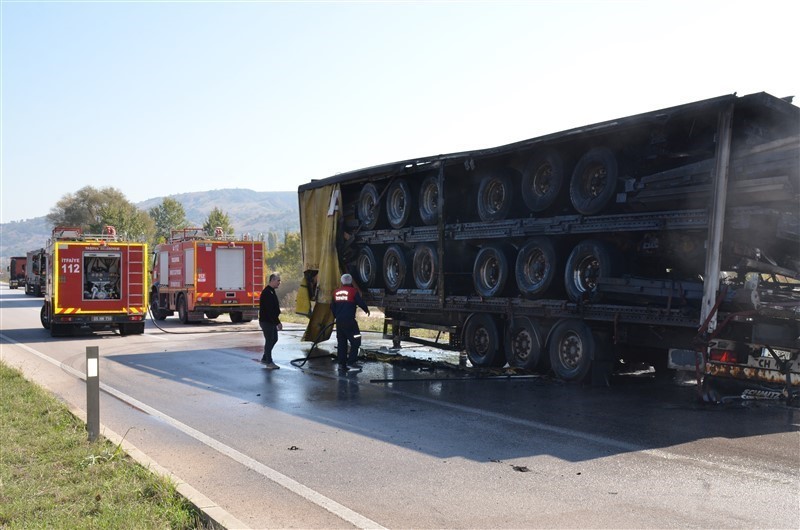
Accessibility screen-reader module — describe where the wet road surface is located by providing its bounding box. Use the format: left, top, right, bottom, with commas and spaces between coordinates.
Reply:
2, 286, 798, 528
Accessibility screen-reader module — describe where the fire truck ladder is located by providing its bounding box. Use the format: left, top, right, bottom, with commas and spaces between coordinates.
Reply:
127, 245, 145, 312
252, 241, 264, 307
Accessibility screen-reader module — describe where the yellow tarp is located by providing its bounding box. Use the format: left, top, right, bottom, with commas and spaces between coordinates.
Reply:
297, 184, 342, 342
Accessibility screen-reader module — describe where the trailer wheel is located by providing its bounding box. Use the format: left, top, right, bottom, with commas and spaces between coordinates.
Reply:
477, 168, 518, 222
569, 147, 618, 215
505, 317, 545, 371
473, 245, 510, 298
386, 179, 412, 229
418, 176, 440, 226
412, 243, 438, 290
548, 319, 594, 382
522, 149, 564, 212
464, 313, 505, 368
564, 240, 620, 302
356, 247, 379, 288
40, 303, 50, 330
177, 295, 190, 324
357, 183, 381, 230
515, 238, 557, 297
382, 245, 407, 293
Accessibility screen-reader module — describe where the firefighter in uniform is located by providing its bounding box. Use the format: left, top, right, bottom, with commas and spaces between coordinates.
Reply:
331, 273, 370, 372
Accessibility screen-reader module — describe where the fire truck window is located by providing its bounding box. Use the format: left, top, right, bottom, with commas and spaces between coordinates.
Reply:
83, 252, 122, 300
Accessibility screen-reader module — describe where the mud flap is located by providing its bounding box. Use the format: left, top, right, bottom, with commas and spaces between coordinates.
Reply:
302, 302, 334, 343
702, 374, 800, 404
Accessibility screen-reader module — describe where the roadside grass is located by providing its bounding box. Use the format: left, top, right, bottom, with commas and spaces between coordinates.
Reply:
0, 363, 205, 529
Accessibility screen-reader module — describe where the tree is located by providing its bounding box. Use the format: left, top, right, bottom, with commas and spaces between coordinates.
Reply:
47, 185, 155, 241
266, 232, 302, 307
202, 207, 233, 236
149, 197, 187, 243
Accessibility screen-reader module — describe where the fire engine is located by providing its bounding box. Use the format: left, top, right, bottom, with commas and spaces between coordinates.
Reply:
150, 228, 265, 323
40, 226, 148, 337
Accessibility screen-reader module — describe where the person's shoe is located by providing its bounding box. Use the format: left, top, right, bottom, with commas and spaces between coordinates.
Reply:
259, 358, 268, 364
265, 362, 280, 370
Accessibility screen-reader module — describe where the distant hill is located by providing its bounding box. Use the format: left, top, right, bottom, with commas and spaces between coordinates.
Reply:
0, 189, 299, 263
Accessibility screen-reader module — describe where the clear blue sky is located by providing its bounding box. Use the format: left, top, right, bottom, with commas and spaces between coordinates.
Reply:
1, 0, 797, 223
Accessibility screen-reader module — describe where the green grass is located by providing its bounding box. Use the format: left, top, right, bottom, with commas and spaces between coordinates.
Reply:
0, 363, 205, 529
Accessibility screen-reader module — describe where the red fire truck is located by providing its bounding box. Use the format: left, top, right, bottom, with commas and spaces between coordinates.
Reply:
39, 226, 148, 337
150, 228, 265, 323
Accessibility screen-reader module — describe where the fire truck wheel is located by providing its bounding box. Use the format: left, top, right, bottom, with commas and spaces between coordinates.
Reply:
463, 313, 506, 368
230, 311, 244, 323
150, 297, 168, 320
177, 295, 190, 324
50, 322, 72, 338
547, 318, 594, 382
40, 304, 50, 329
205, 311, 220, 319
120, 323, 145, 336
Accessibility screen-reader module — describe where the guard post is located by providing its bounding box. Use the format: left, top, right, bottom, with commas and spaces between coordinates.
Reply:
86, 346, 99, 441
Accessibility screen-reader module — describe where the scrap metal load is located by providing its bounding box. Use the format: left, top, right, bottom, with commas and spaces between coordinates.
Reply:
40, 226, 148, 337
150, 228, 265, 324
298, 92, 799, 400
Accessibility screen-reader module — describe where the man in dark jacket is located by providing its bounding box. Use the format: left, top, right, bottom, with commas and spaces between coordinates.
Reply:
259, 273, 282, 369
331, 273, 369, 372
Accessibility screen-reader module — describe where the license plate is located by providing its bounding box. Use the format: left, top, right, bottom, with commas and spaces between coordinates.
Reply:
91, 316, 112, 322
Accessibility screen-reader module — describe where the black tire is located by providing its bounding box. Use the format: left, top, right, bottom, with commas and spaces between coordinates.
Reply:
477, 168, 518, 222
418, 176, 440, 226
150, 293, 168, 320
505, 317, 545, 371
412, 244, 438, 290
357, 183, 381, 230
382, 244, 407, 293
355, 246, 379, 288
522, 149, 564, 212
564, 240, 621, 302
463, 313, 505, 368
40, 303, 50, 330
205, 311, 220, 319
386, 179, 412, 229
547, 318, 594, 382
50, 322, 72, 338
569, 147, 618, 215
515, 238, 557, 297
120, 322, 145, 336
230, 311, 243, 323
473, 245, 510, 298
177, 295, 190, 324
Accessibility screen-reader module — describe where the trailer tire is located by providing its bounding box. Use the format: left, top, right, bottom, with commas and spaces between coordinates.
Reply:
412, 243, 438, 290
473, 244, 510, 298
386, 179, 412, 229
548, 318, 594, 382
564, 239, 620, 302
356, 246, 379, 288
418, 176, 440, 226
515, 237, 557, 297
177, 295, 190, 324
477, 168, 518, 222
522, 149, 564, 212
357, 183, 381, 230
40, 303, 50, 330
505, 317, 545, 371
569, 147, 618, 215
464, 313, 505, 368
382, 245, 407, 293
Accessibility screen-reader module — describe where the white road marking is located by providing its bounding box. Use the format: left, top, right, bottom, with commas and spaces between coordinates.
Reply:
0, 333, 387, 530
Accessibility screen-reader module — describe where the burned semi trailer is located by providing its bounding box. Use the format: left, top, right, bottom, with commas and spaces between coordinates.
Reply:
297, 92, 799, 401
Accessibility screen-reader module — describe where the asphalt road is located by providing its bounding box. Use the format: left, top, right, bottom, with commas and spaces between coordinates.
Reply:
1, 286, 798, 529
